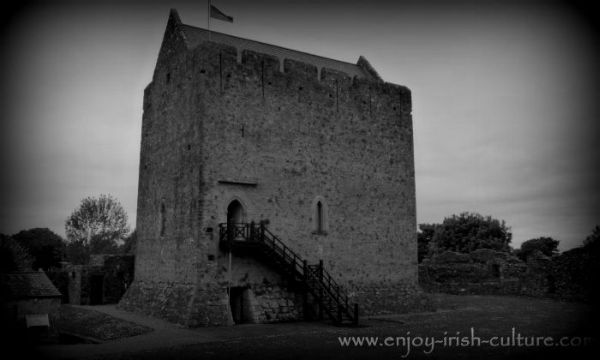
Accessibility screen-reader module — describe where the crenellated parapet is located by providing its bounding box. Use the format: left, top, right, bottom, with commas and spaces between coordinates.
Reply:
151, 39, 412, 124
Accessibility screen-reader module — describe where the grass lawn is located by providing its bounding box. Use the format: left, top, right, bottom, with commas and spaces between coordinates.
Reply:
56, 305, 153, 342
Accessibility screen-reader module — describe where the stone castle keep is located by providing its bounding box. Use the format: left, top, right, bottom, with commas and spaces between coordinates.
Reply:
119, 9, 425, 326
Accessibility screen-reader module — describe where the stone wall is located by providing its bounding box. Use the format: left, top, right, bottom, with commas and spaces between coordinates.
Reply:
251, 284, 303, 323
122, 10, 421, 326
122, 12, 206, 325
196, 42, 416, 285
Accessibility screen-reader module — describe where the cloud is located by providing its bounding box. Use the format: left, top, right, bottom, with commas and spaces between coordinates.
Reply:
1, 0, 598, 251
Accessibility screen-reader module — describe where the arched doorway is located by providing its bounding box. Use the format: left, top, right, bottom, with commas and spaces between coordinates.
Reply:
227, 200, 244, 226
229, 286, 254, 324
226, 200, 245, 242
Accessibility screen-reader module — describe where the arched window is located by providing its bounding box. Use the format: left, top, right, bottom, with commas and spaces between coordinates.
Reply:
316, 201, 324, 233
160, 203, 166, 236
313, 197, 327, 235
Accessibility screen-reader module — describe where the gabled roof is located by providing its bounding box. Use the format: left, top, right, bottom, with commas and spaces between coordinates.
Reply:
168, 9, 378, 81
1, 272, 62, 300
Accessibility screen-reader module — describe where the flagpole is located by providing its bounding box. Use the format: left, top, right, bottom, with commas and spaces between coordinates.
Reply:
207, 0, 211, 41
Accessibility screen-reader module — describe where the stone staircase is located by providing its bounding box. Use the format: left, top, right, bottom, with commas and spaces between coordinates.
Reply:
219, 222, 359, 326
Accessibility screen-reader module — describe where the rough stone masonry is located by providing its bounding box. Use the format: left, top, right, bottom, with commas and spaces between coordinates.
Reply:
119, 9, 429, 326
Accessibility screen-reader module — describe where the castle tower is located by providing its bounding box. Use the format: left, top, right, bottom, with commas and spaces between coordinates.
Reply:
119, 9, 425, 326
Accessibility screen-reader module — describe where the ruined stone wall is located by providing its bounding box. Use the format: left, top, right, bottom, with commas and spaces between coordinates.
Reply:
122, 10, 420, 325
419, 248, 599, 302
419, 249, 527, 295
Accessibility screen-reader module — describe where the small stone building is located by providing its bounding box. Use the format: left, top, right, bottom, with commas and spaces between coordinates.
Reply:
0, 271, 62, 339
120, 9, 426, 326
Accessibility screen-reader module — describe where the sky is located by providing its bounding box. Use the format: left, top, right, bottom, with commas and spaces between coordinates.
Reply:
0, 0, 598, 251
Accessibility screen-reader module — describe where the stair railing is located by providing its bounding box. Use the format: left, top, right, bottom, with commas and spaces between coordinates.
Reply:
218, 222, 358, 325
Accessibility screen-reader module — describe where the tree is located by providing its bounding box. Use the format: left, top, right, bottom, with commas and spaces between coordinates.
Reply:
583, 225, 600, 249
65, 239, 89, 265
0, 234, 33, 273
516, 237, 559, 261
417, 223, 438, 262
65, 194, 130, 262
11, 228, 65, 271
430, 212, 512, 254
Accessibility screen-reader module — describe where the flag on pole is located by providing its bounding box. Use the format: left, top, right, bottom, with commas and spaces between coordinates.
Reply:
210, 4, 233, 23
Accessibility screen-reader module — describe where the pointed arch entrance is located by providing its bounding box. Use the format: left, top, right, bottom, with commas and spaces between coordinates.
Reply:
226, 199, 245, 242
227, 200, 244, 226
